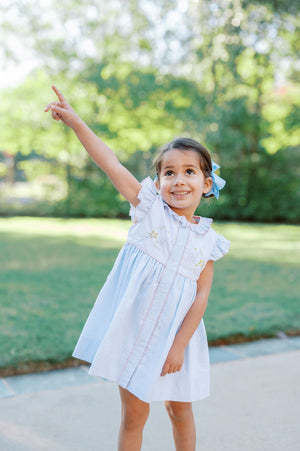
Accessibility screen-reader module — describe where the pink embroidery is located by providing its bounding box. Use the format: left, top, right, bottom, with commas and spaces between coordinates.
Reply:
125, 227, 191, 387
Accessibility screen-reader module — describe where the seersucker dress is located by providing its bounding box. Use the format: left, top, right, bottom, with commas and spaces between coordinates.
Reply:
73, 177, 230, 403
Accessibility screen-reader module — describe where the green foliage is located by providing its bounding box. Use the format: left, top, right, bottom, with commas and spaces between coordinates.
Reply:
0, 0, 299, 222
54, 172, 130, 218
205, 149, 300, 223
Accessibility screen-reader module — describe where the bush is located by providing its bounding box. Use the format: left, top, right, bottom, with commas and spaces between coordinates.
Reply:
52, 173, 130, 218
198, 148, 300, 223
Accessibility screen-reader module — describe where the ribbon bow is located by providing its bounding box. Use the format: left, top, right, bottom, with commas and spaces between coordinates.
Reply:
204, 160, 226, 199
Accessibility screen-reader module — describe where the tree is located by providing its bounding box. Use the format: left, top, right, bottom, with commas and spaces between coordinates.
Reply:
0, 0, 299, 221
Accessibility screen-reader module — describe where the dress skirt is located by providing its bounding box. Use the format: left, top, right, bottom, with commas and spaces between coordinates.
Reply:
73, 243, 210, 403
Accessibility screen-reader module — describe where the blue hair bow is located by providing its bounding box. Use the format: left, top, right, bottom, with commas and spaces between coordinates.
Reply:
204, 160, 226, 199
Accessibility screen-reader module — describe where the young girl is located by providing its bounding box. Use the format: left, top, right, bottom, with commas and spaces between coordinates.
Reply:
45, 85, 230, 451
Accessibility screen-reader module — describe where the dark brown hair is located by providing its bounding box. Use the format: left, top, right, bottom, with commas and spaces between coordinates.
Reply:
154, 137, 212, 179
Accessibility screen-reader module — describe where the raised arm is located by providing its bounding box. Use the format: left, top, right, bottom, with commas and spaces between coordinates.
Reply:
45, 85, 141, 206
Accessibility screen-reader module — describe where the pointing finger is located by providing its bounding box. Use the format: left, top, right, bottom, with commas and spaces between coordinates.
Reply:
52, 85, 65, 102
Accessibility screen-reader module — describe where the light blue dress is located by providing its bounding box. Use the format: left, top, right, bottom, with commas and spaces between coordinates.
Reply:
73, 177, 230, 402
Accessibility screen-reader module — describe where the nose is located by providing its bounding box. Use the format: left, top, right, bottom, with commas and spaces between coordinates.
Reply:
174, 173, 185, 185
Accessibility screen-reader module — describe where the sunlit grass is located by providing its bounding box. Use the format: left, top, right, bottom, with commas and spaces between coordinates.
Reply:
0, 217, 130, 240
0, 217, 299, 372
212, 222, 300, 264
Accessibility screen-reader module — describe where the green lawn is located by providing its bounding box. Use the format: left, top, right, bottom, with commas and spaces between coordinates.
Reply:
0, 217, 299, 375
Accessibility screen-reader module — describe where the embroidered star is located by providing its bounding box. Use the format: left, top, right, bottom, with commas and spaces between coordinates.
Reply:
149, 230, 158, 240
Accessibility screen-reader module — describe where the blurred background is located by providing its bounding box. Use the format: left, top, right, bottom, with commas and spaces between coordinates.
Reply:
0, 0, 299, 375
0, 0, 299, 221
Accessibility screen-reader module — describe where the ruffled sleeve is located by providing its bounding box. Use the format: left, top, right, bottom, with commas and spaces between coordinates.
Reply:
209, 233, 230, 261
129, 177, 158, 222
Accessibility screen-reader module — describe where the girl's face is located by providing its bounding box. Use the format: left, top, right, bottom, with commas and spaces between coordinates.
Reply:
155, 148, 213, 222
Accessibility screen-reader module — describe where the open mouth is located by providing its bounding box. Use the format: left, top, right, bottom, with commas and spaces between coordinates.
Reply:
171, 191, 190, 198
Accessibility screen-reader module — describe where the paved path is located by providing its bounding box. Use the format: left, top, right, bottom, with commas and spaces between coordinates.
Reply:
0, 337, 299, 450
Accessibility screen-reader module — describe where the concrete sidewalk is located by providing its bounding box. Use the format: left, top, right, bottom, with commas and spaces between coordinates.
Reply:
0, 337, 299, 450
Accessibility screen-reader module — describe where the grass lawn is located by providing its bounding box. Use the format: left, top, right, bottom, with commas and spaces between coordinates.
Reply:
0, 217, 299, 375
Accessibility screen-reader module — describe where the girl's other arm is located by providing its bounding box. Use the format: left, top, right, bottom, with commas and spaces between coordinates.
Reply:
45, 85, 141, 206
161, 260, 214, 376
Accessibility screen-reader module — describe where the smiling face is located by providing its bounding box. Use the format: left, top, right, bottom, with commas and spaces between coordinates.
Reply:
155, 148, 213, 223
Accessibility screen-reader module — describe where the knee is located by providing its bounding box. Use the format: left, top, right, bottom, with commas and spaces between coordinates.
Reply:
165, 401, 193, 423
122, 404, 150, 431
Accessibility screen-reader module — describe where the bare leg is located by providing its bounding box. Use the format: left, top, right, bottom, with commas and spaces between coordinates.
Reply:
165, 401, 196, 451
118, 386, 150, 451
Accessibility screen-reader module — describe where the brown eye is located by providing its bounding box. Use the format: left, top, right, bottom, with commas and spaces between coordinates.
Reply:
186, 169, 194, 174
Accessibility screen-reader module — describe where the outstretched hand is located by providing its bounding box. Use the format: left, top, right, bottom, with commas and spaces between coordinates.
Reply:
44, 85, 80, 128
